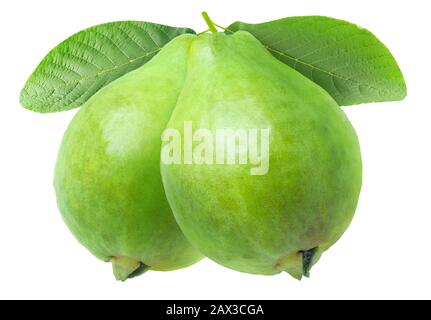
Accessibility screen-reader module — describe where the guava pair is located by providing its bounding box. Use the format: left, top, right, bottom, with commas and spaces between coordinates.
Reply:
54, 30, 361, 281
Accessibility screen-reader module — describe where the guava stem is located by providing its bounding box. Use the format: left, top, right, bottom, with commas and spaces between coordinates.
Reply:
214, 23, 228, 31
197, 28, 210, 36
201, 12, 218, 33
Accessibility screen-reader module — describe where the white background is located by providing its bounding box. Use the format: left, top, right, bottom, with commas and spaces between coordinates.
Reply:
0, 0, 429, 300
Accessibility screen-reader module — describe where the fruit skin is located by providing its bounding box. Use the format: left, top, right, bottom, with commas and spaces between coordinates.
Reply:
161, 32, 362, 279
54, 34, 203, 281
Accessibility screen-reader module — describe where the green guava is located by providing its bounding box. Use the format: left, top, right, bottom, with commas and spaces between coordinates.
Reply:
54, 34, 203, 281
160, 32, 362, 279
56, 28, 362, 280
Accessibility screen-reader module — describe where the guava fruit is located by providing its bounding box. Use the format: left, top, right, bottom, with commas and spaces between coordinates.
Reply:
160, 32, 362, 279
54, 34, 203, 281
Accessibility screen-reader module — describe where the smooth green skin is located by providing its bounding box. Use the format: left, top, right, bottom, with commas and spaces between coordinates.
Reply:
54, 34, 203, 281
161, 32, 362, 278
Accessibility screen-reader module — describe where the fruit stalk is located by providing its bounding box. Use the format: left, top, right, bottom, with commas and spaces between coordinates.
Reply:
201, 12, 218, 33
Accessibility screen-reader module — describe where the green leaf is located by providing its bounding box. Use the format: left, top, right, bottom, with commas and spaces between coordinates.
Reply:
227, 16, 407, 106
20, 21, 195, 113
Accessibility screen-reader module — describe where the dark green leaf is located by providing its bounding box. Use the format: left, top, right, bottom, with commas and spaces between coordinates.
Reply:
20, 21, 195, 113
227, 16, 407, 106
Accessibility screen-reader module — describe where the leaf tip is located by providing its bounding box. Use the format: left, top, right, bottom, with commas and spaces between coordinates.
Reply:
19, 85, 32, 111
398, 74, 408, 102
